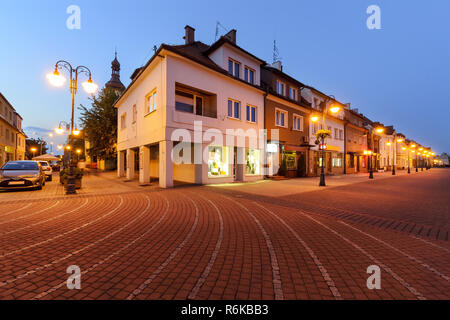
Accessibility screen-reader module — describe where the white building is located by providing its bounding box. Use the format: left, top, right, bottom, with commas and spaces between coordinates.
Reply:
115, 26, 266, 187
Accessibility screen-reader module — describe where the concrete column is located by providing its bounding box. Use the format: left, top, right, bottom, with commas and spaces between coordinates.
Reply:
117, 151, 125, 177
126, 149, 135, 180
159, 140, 173, 188
194, 142, 204, 184
235, 147, 245, 181
139, 145, 150, 185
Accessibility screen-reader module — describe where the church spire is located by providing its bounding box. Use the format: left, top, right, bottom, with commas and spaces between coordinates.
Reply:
105, 50, 125, 92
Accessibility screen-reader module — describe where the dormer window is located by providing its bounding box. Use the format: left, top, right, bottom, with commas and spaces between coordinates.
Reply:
228, 58, 240, 78
244, 66, 254, 84
289, 87, 297, 100
276, 80, 285, 96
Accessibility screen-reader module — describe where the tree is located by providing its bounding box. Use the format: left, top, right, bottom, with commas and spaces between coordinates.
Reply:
26, 138, 48, 159
79, 87, 121, 160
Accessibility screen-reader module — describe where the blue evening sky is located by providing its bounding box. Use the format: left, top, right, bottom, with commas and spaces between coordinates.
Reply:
0, 0, 449, 153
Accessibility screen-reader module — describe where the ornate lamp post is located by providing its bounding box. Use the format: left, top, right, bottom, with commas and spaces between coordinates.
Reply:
310, 99, 340, 187
47, 61, 97, 194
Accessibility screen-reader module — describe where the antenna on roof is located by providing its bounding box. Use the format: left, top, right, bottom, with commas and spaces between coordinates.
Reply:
273, 40, 282, 64
153, 45, 157, 54
215, 21, 228, 41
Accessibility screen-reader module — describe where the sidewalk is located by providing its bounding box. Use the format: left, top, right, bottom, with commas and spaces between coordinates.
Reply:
207, 168, 433, 197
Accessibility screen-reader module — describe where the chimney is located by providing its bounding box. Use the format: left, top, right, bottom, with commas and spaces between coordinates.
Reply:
224, 29, 237, 44
184, 25, 195, 44
272, 60, 282, 71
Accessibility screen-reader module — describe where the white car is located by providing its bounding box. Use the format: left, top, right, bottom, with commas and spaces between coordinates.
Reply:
38, 161, 53, 181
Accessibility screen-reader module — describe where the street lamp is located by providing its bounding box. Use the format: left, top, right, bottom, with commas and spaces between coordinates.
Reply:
311, 100, 341, 186
368, 126, 384, 179
47, 60, 97, 194
30, 147, 37, 159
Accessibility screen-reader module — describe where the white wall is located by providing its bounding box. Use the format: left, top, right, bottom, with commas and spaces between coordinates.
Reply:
208, 43, 261, 86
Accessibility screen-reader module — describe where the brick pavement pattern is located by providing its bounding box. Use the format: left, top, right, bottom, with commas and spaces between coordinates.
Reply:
0, 169, 448, 300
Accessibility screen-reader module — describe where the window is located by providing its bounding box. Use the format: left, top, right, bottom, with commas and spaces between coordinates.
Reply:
312, 123, 318, 134
208, 146, 229, 177
289, 87, 297, 100
175, 90, 204, 116
132, 105, 137, 123
246, 149, 260, 175
145, 90, 157, 114
327, 126, 332, 134
228, 99, 241, 119
276, 80, 285, 96
339, 130, 343, 140
244, 66, 255, 84
334, 128, 338, 139
332, 154, 343, 167
293, 114, 303, 131
228, 59, 240, 78
120, 113, 126, 129
246, 105, 257, 123
275, 109, 287, 127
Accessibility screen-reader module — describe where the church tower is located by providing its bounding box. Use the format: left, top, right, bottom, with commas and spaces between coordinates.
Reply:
105, 51, 125, 92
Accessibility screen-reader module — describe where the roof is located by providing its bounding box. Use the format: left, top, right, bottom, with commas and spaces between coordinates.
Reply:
205, 36, 266, 64
114, 40, 265, 107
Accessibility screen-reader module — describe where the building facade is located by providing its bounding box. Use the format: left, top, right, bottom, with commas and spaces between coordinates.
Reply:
343, 107, 369, 174
261, 63, 311, 177
115, 26, 266, 187
0, 93, 26, 167
302, 88, 345, 176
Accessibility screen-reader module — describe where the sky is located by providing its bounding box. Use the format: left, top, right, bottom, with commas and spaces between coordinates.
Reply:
0, 0, 449, 153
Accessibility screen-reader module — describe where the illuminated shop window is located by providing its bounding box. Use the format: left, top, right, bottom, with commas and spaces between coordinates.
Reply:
246, 149, 260, 175
208, 146, 229, 177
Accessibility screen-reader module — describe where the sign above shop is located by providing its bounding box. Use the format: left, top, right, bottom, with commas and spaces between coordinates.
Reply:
266, 143, 278, 153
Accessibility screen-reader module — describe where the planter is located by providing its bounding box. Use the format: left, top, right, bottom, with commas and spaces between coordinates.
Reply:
63, 177, 82, 189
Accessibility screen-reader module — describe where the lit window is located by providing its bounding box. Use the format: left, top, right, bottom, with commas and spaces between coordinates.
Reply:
228, 59, 240, 78
246, 105, 257, 123
246, 149, 260, 175
145, 90, 157, 114
228, 99, 241, 119
332, 154, 343, 167
275, 109, 287, 127
293, 114, 303, 131
276, 81, 285, 96
208, 146, 229, 177
244, 66, 255, 84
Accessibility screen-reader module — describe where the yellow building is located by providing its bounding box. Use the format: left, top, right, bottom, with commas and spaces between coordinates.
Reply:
0, 93, 27, 167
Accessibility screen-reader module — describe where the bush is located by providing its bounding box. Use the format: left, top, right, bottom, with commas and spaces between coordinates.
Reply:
59, 167, 84, 179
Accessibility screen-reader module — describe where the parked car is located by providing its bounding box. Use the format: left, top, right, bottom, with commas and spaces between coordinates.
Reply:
0, 160, 46, 190
38, 161, 53, 181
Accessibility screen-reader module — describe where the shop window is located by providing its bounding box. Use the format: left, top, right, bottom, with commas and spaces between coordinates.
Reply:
208, 146, 229, 177
246, 149, 260, 175
283, 151, 297, 170
332, 153, 343, 167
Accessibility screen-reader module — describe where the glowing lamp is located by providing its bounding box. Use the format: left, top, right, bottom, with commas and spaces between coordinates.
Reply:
55, 126, 64, 135
329, 105, 340, 114
81, 78, 98, 94
311, 115, 319, 123
47, 69, 66, 87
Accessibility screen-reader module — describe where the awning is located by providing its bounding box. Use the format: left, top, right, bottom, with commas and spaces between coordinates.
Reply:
325, 145, 340, 152
32, 154, 60, 161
